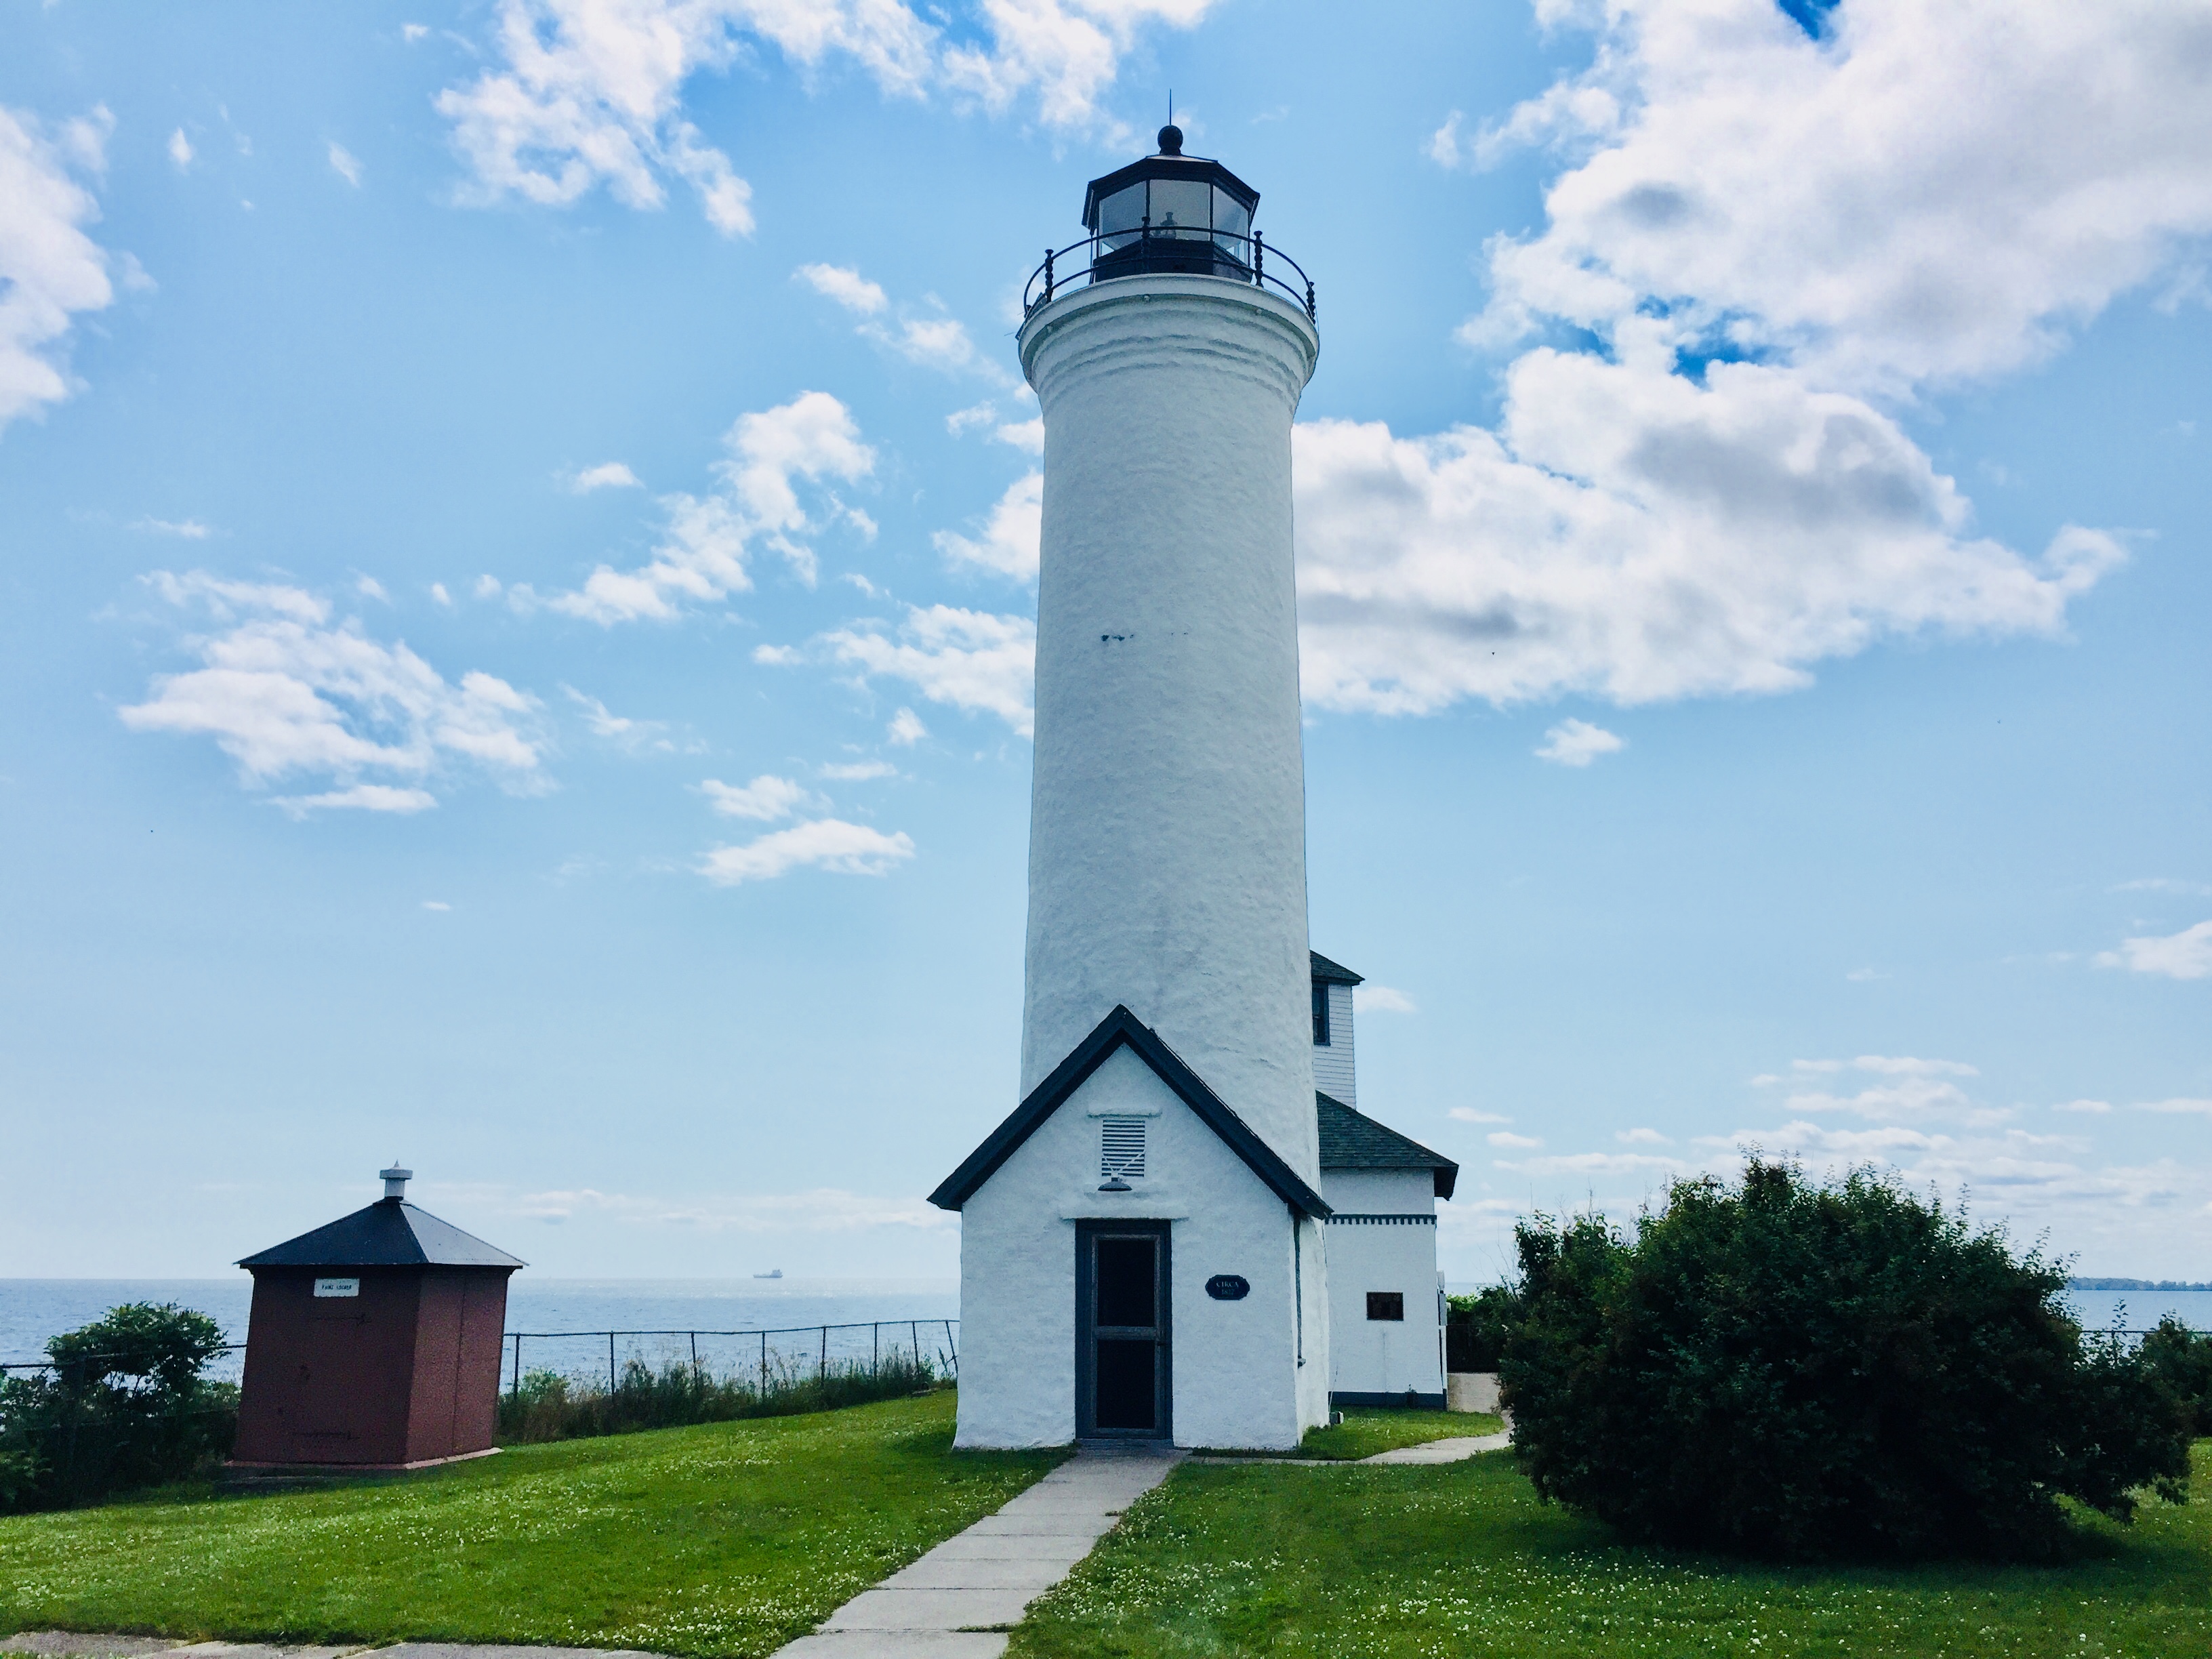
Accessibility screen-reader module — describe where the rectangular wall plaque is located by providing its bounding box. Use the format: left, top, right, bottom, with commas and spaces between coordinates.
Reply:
313, 1277, 361, 1298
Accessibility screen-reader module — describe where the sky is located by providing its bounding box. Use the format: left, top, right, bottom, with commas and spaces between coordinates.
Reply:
3, 0, 2209, 1287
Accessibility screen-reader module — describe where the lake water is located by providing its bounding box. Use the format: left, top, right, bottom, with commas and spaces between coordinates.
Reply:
0, 1277, 960, 1384
8, 1279, 2201, 1385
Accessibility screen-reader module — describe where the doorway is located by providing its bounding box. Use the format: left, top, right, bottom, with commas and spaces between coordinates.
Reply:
1076, 1220, 1170, 1439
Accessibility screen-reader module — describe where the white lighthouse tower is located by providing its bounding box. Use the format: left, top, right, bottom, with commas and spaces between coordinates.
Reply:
931, 129, 1330, 1450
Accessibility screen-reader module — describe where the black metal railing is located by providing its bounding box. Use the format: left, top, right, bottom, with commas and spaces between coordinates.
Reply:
501, 1319, 960, 1395
1025, 228, 1315, 321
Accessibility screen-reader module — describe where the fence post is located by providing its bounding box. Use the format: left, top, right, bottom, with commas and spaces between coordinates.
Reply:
912, 1321, 920, 1368
511, 1334, 521, 1397
609, 1332, 617, 1394
873, 1322, 880, 1370
945, 1320, 957, 1377
760, 1330, 768, 1390
690, 1330, 699, 1378
1254, 229, 1264, 285
819, 1324, 827, 1382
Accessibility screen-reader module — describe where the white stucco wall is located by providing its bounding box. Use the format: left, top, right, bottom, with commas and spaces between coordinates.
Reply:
956, 1044, 1323, 1450
1311, 981, 1357, 1106
1320, 1166, 1444, 1400
1016, 276, 1323, 1185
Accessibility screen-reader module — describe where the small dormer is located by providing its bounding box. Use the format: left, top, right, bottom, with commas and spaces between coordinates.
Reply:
1310, 949, 1362, 1107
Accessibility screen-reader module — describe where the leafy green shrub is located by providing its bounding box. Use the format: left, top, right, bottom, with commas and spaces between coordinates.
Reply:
497, 1350, 947, 1443
2142, 1317, 2212, 1436
1445, 1285, 1523, 1372
0, 1303, 238, 1512
1500, 1160, 2190, 1560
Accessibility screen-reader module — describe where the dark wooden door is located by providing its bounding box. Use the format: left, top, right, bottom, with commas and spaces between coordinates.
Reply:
1077, 1221, 1170, 1439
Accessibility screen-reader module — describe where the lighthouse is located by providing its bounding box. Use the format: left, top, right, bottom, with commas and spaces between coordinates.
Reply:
930, 128, 1330, 1450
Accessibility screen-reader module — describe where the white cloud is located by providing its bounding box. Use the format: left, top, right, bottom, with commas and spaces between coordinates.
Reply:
1450, 1108, 1510, 1124
563, 685, 673, 750
1616, 1127, 1671, 1145
129, 516, 212, 539
1851, 1055, 1979, 1078
2114, 878, 2212, 897
567, 460, 642, 492
2139, 1099, 2212, 1117
1494, 1150, 1684, 1178
935, 471, 1041, 580
699, 817, 915, 885
860, 312, 1008, 382
0, 103, 120, 434
403, 23, 430, 42
1488, 1131, 1544, 1149
431, 582, 453, 606
509, 1183, 953, 1233
550, 392, 873, 621
1535, 716, 1622, 767
946, 401, 998, 436
1296, 0, 2212, 718
2053, 1100, 2112, 1115
327, 142, 363, 186
274, 783, 439, 818
887, 706, 928, 745
1355, 985, 1417, 1014
436, 0, 1213, 233
2097, 919, 2212, 981
994, 416, 1044, 453
474, 574, 503, 599
1784, 1077, 1975, 1121
167, 128, 193, 169
120, 571, 546, 801
820, 759, 896, 780
423, 898, 451, 909
795, 262, 886, 314
1845, 967, 1884, 982
700, 773, 817, 822
356, 575, 389, 602
1290, 369, 2125, 714
813, 605, 1036, 736
1472, 0, 2212, 397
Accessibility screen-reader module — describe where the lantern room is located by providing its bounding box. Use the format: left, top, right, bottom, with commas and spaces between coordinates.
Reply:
231, 1166, 523, 1472
1082, 124, 1260, 283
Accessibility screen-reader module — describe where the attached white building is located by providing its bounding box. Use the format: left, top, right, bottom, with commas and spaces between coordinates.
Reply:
1309, 951, 1458, 1410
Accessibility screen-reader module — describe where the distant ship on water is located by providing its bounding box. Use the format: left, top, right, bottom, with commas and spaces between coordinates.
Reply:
753, 1269, 783, 1279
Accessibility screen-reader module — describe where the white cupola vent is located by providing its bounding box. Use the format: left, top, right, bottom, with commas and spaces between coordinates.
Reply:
1100, 1117, 1147, 1183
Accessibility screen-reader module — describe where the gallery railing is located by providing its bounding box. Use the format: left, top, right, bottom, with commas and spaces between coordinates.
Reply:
1024, 228, 1315, 321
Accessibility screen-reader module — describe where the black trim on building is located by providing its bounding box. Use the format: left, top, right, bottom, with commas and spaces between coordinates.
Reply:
928, 1004, 1332, 1218
1330, 1390, 1448, 1411
1308, 949, 1364, 987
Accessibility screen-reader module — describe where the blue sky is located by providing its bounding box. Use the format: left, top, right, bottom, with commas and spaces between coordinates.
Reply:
3, 0, 2207, 1284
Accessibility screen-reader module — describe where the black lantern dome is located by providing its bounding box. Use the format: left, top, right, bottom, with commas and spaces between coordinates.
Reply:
1080, 125, 1261, 283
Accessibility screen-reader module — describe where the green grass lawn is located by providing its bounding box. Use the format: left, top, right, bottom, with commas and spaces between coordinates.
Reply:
1011, 1441, 2212, 1658
1197, 1408, 1505, 1461
0, 1391, 1059, 1659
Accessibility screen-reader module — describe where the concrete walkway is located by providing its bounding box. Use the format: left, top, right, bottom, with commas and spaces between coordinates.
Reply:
1187, 1427, 1511, 1467
771, 1445, 1182, 1659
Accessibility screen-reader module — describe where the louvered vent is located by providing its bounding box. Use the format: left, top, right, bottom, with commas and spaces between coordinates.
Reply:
1100, 1117, 1146, 1181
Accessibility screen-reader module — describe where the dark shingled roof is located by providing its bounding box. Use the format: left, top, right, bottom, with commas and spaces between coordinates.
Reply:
238, 1200, 525, 1270
930, 1005, 1332, 1218
1317, 1092, 1458, 1200
1309, 949, 1364, 986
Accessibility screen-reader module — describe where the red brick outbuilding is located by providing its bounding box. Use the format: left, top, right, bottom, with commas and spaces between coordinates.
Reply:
232, 1167, 524, 1471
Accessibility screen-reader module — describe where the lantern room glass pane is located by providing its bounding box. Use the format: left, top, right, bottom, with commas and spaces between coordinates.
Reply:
1212, 190, 1252, 250
1149, 178, 1211, 239
1097, 184, 1145, 250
